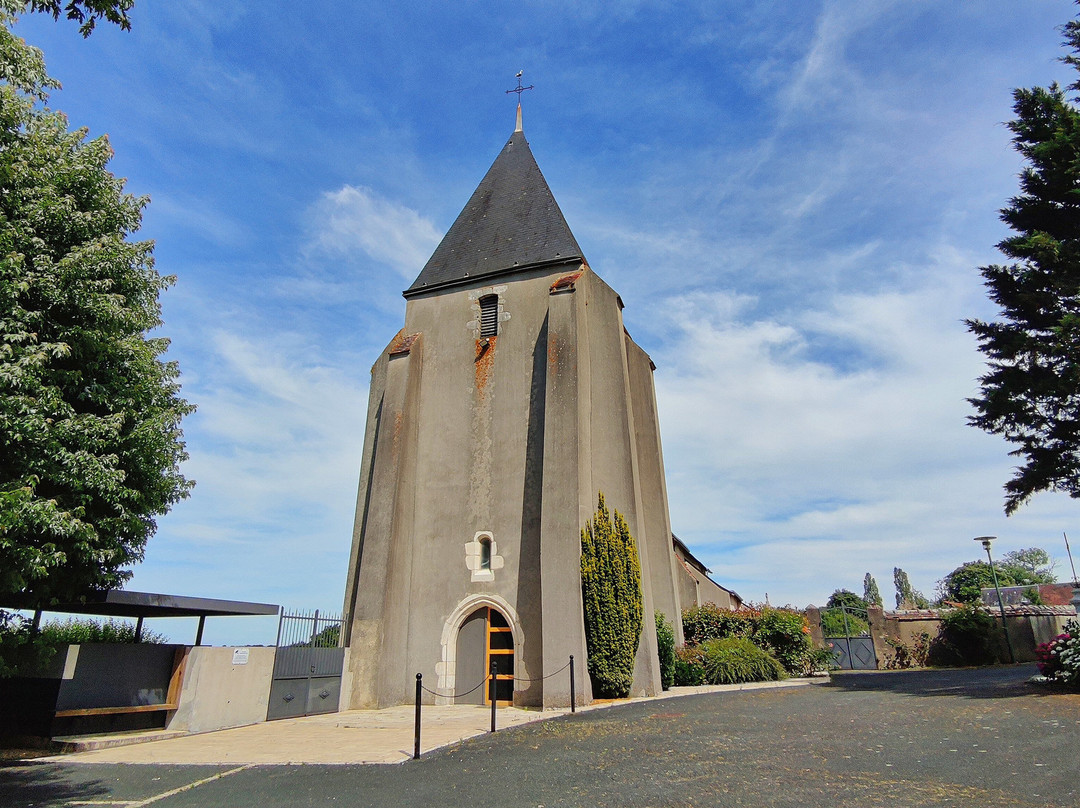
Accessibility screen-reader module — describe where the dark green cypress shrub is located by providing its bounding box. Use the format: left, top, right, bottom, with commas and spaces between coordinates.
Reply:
580, 492, 644, 698
655, 611, 676, 690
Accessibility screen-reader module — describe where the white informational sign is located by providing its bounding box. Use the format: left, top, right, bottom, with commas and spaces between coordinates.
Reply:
232, 648, 250, 665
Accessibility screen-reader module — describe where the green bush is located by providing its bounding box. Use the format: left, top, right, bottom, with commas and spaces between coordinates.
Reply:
682, 603, 819, 676
700, 637, 786, 685
927, 606, 999, 667
655, 611, 676, 690
673, 645, 706, 686
38, 618, 167, 645
580, 493, 644, 698
751, 607, 817, 675
0, 611, 52, 678
2, 614, 168, 677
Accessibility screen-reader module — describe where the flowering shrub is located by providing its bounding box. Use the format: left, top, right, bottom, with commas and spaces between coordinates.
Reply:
1036, 633, 1069, 677
1037, 619, 1080, 686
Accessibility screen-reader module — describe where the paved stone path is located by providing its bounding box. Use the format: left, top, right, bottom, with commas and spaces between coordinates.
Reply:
2, 665, 1077, 807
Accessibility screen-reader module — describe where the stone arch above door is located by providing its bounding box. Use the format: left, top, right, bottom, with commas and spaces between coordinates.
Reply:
436, 594, 525, 705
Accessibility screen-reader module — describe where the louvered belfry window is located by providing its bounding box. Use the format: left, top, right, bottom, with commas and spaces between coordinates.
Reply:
479, 295, 499, 337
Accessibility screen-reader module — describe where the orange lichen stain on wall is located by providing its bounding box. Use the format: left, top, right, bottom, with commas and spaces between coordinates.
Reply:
475, 336, 496, 397
548, 338, 560, 368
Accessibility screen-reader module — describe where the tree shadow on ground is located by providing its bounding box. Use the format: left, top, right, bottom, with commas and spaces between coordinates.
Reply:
0, 762, 110, 808
823, 662, 1072, 699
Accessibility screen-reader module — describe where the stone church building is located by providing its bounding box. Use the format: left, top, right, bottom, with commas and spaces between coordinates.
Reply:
341, 108, 689, 709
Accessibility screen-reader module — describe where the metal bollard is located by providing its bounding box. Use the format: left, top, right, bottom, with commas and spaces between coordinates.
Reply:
490, 659, 498, 732
414, 673, 422, 759
569, 655, 575, 713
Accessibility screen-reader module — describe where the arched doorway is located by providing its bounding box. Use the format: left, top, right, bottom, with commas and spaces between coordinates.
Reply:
454, 606, 515, 705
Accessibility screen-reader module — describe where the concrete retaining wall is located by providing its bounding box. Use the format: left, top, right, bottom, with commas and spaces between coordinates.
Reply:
168, 646, 276, 734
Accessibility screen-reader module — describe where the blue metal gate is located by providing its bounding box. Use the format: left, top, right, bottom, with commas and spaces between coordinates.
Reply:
267, 610, 345, 721
821, 605, 877, 670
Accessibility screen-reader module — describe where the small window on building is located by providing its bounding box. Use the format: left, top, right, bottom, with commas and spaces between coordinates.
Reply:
480, 537, 492, 570
479, 295, 498, 337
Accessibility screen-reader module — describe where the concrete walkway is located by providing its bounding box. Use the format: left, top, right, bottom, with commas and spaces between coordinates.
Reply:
39, 678, 819, 765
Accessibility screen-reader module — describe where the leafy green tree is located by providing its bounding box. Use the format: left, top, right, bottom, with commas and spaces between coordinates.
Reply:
938, 552, 1052, 604
863, 572, 883, 607
0, 0, 193, 609
820, 609, 869, 638
966, 11, 1080, 514
20, 0, 132, 36
580, 492, 643, 698
826, 589, 868, 611
1002, 547, 1057, 581
893, 568, 930, 609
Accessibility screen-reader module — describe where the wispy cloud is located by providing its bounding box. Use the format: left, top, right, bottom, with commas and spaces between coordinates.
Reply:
306, 185, 443, 279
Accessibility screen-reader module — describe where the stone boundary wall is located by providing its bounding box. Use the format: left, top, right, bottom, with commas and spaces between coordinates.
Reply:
807, 598, 1077, 669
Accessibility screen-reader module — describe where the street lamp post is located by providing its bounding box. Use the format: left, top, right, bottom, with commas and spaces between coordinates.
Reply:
974, 536, 1016, 664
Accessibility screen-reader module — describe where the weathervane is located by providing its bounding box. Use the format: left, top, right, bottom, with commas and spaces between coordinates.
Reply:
507, 71, 533, 132
506, 70, 534, 101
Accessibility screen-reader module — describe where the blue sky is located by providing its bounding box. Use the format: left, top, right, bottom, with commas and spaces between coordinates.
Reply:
13, 1, 1080, 644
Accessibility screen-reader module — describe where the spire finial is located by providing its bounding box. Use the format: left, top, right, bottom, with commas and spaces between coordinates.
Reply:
506, 70, 533, 131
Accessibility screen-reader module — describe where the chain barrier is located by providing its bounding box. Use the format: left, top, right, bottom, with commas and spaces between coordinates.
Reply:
511, 659, 571, 683
412, 655, 577, 759
418, 676, 488, 700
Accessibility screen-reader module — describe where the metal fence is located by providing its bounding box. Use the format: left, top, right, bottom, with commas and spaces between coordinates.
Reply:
275, 609, 344, 649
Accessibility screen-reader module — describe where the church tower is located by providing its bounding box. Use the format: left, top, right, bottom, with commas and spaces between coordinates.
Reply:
341, 108, 684, 709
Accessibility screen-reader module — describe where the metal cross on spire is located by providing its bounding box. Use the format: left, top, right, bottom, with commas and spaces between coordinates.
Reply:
506, 70, 533, 132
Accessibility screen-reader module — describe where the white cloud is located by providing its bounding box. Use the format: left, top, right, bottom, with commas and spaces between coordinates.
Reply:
653, 254, 1076, 607
307, 185, 443, 279
128, 325, 368, 631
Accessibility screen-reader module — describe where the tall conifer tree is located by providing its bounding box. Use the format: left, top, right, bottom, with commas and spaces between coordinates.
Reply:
580, 493, 643, 698
967, 10, 1080, 513
863, 572, 882, 607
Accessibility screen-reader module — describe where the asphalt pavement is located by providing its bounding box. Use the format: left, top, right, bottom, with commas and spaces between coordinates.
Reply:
2, 664, 1077, 808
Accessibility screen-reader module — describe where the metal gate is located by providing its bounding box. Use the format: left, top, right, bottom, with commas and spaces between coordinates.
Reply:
267, 609, 345, 721
821, 605, 877, 670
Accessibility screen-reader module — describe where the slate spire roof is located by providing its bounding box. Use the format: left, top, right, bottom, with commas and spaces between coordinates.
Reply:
404, 123, 583, 298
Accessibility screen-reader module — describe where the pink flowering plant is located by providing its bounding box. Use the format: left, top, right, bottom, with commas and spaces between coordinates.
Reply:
1035, 619, 1080, 686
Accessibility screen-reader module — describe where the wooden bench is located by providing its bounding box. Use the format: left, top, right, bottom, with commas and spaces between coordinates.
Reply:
52, 647, 188, 720
53, 703, 177, 718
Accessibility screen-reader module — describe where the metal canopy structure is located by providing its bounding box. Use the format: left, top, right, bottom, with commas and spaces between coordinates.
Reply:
5, 590, 280, 646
